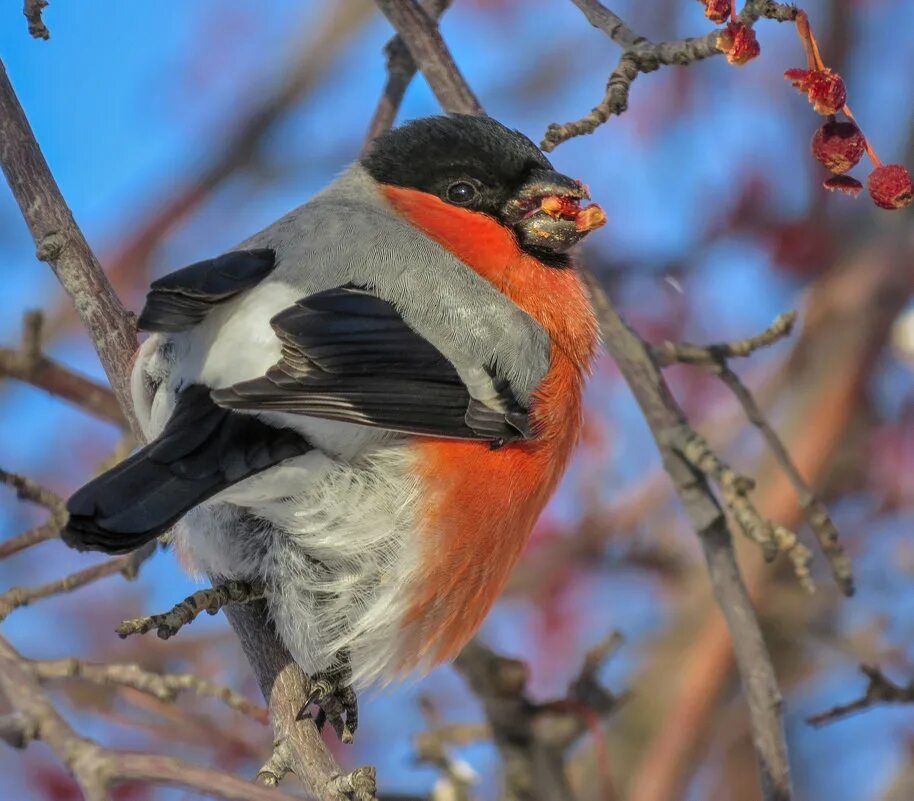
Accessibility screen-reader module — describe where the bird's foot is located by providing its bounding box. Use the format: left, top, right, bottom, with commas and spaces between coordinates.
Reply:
300, 655, 358, 744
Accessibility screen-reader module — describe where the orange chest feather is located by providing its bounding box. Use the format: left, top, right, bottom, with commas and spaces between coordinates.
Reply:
381, 185, 598, 667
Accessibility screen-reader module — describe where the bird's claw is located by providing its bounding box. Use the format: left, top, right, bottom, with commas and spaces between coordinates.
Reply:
300, 665, 358, 744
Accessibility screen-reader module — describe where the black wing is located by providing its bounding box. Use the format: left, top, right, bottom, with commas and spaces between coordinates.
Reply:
64, 385, 310, 554
211, 286, 531, 443
138, 248, 277, 333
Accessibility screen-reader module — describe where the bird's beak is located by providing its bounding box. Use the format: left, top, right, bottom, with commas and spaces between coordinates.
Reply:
502, 169, 607, 254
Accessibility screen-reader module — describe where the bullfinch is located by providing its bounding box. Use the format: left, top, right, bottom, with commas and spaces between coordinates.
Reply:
62, 115, 605, 729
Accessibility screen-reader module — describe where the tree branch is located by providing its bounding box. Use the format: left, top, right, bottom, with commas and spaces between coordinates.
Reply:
0, 58, 140, 433
542, 0, 800, 150
807, 665, 914, 727
0, 544, 154, 622
0, 311, 125, 426
654, 312, 853, 594
29, 657, 268, 722
0, 635, 299, 801
453, 633, 624, 801
375, 0, 482, 117
23, 0, 49, 40
365, 0, 453, 148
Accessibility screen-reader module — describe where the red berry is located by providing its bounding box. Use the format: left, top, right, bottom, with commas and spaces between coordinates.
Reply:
701, 0, 731, 24
811, 122, 866, 174
823, 175, 863, 198
867, 165, 914, 210
717, 21, 760, 66
785, 68, 847, 115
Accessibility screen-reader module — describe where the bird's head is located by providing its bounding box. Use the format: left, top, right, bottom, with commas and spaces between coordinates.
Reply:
362, 115, 606, 268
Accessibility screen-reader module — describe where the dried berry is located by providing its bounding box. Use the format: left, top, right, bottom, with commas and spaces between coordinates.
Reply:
811, 121, 866, 174
785, 68, 847, 115
717, 21, 760, 66
701, 0, 731, 24
867, 165, 914, 210
823, 175, 863, 198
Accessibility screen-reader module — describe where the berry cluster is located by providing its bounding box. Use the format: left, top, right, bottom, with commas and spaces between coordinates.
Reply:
699, 2, 913, 210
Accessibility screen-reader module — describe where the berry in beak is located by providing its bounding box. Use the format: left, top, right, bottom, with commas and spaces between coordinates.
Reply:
502, 169, 607, 254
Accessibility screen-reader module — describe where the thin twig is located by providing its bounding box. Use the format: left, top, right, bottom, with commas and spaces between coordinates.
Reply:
582, 273, 794, 801
23, 0, 49, 40
807, 665, 914, 727
671, 424, 815, 592
0, 58, 140, 433
654, 313, 854, 595
116, 580, 267, 640
0, 464, 69, 558
0, 636, 300, 801
0, 327, 126, 426
375, 0, 483, 116
0, 521, 60, 559
29, 658, 268, 722
0, 466, 65, 512
653, 312, 797, 366
364, 0, 453, 148
543, 0, 800, 150
0, 546, 152, 622
453, 633, 624, 801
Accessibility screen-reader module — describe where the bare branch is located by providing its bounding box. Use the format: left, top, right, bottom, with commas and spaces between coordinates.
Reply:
0, 311, 126, 426
23, 0, 49, 40
0, 465, 65, 512
654, 314, 854, 595
0, 635, 300, 801
117, 580, 266, 640
365, 0, 453, 147
807, 665, 914, 727
375, 0, 482, 116
582, 272, 794, 801
0, 544, 154, 622
543, 0, 800, 150
0, 58, 140, 433
454, 633, 624, 801
225, 596, 378, 800
653, 312, 797, 366
29, 658, 268, 722
671, 425, 815, 592
0, 522, 60, 559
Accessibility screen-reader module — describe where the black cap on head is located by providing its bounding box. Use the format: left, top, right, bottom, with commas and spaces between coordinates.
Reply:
363, 115, 552, 203
363, 115, 602, 267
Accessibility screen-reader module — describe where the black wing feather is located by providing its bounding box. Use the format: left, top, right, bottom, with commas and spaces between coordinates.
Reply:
212, 286, 530, 443
138, 249, 277, 333
63, 385, 310, 554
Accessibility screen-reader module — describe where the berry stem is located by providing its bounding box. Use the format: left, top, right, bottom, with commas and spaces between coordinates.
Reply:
794, 11, 824, 70
731, 0, 737, 24
841, 103, 882, 167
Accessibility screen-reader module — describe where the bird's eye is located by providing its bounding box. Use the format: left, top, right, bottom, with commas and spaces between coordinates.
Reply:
445, 181, 478, 205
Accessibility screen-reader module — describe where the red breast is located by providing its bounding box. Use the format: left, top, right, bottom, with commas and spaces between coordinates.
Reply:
381, 185, 599, 670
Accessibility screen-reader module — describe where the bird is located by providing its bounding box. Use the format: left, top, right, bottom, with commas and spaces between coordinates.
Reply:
62, 114, 604, 735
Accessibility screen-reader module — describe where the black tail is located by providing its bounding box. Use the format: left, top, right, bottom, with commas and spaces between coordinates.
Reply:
63, 384, 311, 554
